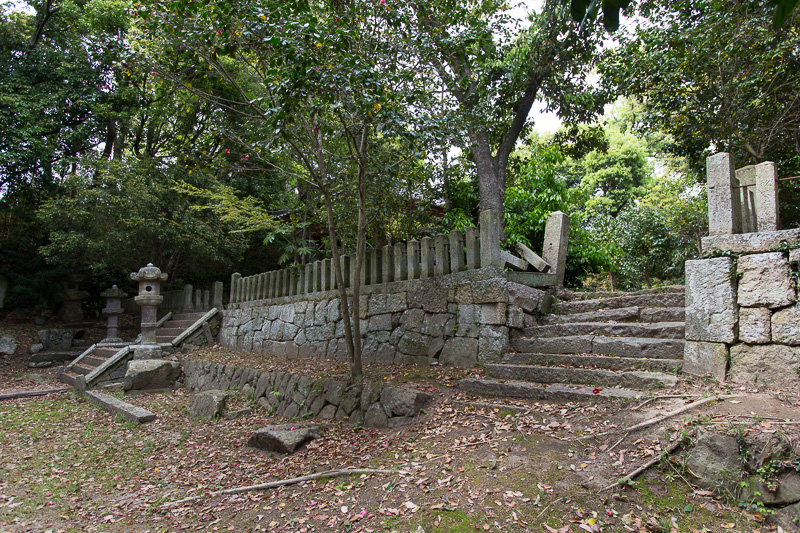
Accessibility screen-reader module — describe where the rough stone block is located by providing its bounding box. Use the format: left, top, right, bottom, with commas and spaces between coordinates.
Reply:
380, 387, 432, 417
683, 341, 728, 381
739, 307, 772, 344
123, 359, 181, 391
471, 278, 508, 304
368, 293, 407, 315
729, 344, 800, 388
737, 252, 794, 308
400, 308, 425, 332
686, 430, 742, 493
506, 306, 524, 329
0, 337, 18, 356
790, 248, 800, 263
407, 285, 448, 312
772, 304, 800, 345
248, 424, 322, 453
508, 283, 552, 314
685, 257, 738, 343
480, 303, 506, 325
397, 332, 433, 357
188, 390, 228, 420
439, 337, 478, 368
478, 325, 508, 363
38, 329, 77, 351
368, 313, 393, 332
364, 402, 388, 428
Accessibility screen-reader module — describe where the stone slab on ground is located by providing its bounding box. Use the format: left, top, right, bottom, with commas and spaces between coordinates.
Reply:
188, 389, 228, 419
457, 378, 644, 401
485, 364, 677, 389
248, 424, 323, 453
84, 390, 157, 425
501, 352, 682, 373
124, 359, 181, 391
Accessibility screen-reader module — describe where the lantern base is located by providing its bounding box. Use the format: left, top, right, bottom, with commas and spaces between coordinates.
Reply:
133, 344, 163, 360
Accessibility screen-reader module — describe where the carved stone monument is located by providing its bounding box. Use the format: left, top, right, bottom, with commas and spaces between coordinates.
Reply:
100, 285, 127, 343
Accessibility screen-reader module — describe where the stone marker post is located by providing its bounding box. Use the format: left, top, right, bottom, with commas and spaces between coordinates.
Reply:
465, 227, 480, 270
230, 273, 241, 304
100, 285, 127, 343
394, 243, 408, 281
735, 166, 757, 233
542, 211, 570, 289
434, 234, 450, 276
130, 263, 168, 359
407, 240, 421, 280
420, 237, 435, 278
183, 284, 194, 312
707, 152, 742, 235
755, 162, 779, 232
449, 230, 465, 273
195, 288, 202, 311
479, 209, 503, 269
212, 281, 224, 309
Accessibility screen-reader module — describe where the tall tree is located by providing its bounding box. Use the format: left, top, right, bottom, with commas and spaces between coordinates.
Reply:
403, 0, 607, 218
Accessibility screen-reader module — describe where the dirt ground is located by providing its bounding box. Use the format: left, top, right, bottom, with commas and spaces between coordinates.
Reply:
1, 315, 799, 532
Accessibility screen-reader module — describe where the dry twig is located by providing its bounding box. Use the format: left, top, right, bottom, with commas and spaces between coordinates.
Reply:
601, 437, 686, 492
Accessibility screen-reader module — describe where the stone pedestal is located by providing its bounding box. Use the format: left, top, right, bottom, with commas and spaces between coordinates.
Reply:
130, 264, 168, 359
100, 285, 127, 343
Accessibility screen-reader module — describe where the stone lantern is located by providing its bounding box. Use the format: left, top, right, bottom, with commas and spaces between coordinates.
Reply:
100, 285, 127, 344
130, 263, 168, 359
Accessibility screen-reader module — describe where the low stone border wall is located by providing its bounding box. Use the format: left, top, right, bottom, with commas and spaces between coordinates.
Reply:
181, 359, 432, 428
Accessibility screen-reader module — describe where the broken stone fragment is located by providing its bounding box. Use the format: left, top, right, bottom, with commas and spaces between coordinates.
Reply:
247, 424, 322, 453
188, 389, 228, 420
124, 359, 181, 391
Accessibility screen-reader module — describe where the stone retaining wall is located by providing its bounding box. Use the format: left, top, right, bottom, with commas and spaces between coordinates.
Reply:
181, 358, 432, 428
219, 267, 551, 367
684, 231, 800, 387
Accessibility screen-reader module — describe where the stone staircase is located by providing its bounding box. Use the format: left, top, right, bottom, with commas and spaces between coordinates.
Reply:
155, 311, 212, 344
459, 287, 686, 401
58, 344, 132, 390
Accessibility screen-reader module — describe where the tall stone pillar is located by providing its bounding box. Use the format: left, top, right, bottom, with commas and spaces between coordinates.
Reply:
543, 211, 570, 289
479, 209, 503, 269
707, 153, 742, 235
755, 161, 779, 232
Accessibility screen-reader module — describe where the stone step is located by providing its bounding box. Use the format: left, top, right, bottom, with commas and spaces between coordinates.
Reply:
59, 371, 80, 389
521, 322, 684, 340
555, 293, 685, 315
83, 355, 109, 367
163, 319, 198, 329
94, 347, 120, 358
541, 306, 685, 325
170, 312, 208, 322
155, 336, 176, 343
502, 352, 682, 373
84, 391, 157, 424
510, 335, 684, 359
71, 363, 94, 376
157, 327, 184, 337
486, 364, 678, 389
458, 378, 645, 401
566, 285, 685, 301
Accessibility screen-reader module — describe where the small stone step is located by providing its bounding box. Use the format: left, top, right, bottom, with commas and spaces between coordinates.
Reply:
522, 322, 684, 340
71, 363, 94, 376
555, 292, 685, 315
93, 347, 120, 358
83, 355, 109, 367
170, 312, 208, 321
84, 391, 156, 424
541, 306, 685, 325
458, 378, 645, 401
59, 371, 80, 388
164, 319, 197, 329
157, 327, 184, 337
510, 335, 684, 359
502, 352, 682, 373
486, 364, 678, 389
566, 285, 685, 300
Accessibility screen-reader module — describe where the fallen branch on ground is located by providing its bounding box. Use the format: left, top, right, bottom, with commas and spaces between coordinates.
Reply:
601, 437, 686, 492
633, 394, 702, 411
0, 387, 71, 401
581, 395, 737, 440
162, 468, 408, 508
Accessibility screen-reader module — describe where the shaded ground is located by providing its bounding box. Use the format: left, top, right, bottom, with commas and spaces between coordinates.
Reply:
1, 322, 799, 532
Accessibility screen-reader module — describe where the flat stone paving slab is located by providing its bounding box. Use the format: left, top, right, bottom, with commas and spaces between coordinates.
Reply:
458, 378, 644, 401
486, 364, 678, 389
85, 390, 157, 425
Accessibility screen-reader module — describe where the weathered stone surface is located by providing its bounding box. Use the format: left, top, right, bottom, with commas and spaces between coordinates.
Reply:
685, 431, 742, 493
368, 313, 393, 331
738, 252, 795, 309
0, 337, 18, 355
739, 307, 772, 344
702, 228, 800, 257
363, 402, 388, 428
768, 502, 800, 531
743, 472, 800, 506
38, 329, 77, 351
729, 344, 800, 387
682, 341, 728, 381
397, 332, 432, 357
248, 424, 322, 453
507, 282, 551, 314
480, 303, 506, 325
478, 325, 508, 363
685, 258, 738, 343
380, 387, 432, 417
471, 278, 508, 304
791, 247, 800, 263
772, 304, 800, 345
188, 390, 228, 420
318, 404, 337, 420
440, 337, 478, 368
368, 293, 407, 315
123, 359, 181, 391
407, 286, 448, 313
325, 379, 347, 405
85, 391, 156, 425
361, 380, 382, 411
400, 309, 425, 332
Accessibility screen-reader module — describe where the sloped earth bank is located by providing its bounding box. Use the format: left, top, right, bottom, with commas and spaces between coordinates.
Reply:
1, 347, 799, 532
